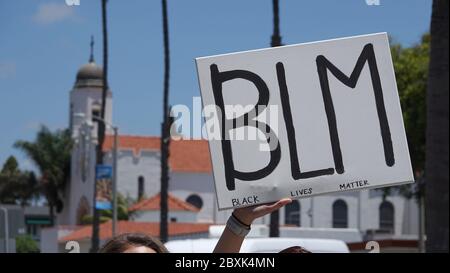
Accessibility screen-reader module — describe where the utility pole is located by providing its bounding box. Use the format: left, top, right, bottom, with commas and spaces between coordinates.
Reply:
269, 0, 282, 238
160, 0, 171, 243
91, 0, 109, 253
112, 126, 118, 237
0, 207, 9, 253
417, 174, 426, 253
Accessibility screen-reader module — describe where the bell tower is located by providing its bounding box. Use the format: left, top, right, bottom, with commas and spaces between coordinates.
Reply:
60, 37, 113, 225
69, 36, 113, 139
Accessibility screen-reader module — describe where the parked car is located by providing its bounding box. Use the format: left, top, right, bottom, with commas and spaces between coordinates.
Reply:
165, 237, 350, 253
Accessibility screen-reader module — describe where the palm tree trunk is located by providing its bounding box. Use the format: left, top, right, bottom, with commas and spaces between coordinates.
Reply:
270, 0, 282, 47
160, 0, 171, 243
269, 0, 282, 238
49, 203, 55, 226
425, 0, 449, 253
91, 0, 109, 253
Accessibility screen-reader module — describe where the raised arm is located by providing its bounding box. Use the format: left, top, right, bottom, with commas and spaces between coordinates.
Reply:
213, 198, 292, 253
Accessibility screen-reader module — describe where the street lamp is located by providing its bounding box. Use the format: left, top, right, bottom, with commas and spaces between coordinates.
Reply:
74, 113, 119, 237
0, 207, 9, 253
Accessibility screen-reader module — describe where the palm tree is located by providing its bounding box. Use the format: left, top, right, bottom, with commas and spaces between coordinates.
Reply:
91, 0, 110, 253
159, 0, 171, 243
269, 0, 282, 238
425, 0, 449, 253
14, 126, 72, 225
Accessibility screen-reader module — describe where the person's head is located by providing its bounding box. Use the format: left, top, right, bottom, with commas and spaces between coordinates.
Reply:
99, 233, 169, 253
279, 246, 311, 253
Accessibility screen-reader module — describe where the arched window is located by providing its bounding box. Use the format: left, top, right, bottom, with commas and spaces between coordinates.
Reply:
137, 176, 145, 200
379, 201, 394, 232
186, 194, 203, 210
285, 200, 300, 226
332, 199, 348, 228
91, 102, 101, 122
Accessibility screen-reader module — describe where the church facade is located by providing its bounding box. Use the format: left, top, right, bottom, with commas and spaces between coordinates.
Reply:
58, 53, 420, 242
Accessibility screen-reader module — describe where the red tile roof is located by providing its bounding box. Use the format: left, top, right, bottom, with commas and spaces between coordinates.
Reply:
103, 135, 160, 155
59, 221, 211, 242
129, 192, 200, 212
103, 135, 212, 173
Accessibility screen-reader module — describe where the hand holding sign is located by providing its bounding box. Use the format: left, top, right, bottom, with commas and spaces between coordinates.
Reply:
233, 198, 292, 226
213, 198, 292, 253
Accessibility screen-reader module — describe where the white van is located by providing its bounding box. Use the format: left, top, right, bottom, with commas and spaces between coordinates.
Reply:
165, 237, 350, 253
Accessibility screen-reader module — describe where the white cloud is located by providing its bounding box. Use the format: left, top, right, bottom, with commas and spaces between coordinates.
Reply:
33, 2, 75, 25
24, 121, 42, 131
0, 61, 16, 79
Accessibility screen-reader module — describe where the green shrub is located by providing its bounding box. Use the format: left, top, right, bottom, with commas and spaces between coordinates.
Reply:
16, 234, 40, 253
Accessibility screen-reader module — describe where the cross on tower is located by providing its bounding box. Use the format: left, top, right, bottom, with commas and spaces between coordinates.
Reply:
89, 35, 95, 63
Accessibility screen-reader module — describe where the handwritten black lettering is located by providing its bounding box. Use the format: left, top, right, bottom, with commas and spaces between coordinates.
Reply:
210, 64, 281, 191
277, 62, 335, 179
316, 43, 395, 173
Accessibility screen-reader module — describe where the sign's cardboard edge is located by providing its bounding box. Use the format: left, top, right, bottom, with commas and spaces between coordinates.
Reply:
216, 179, 415, 211
194, 32, 388, 61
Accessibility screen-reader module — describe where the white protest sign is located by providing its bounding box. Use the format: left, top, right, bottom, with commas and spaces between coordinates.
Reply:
195, 33, 414, 210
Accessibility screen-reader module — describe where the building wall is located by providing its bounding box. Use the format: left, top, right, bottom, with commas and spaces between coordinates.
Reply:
70, 88, 113, 139
41, 226, 80, 253
132, 211, 197, 223
170, 173, 216, 222
59, 139, 97, 226
103, 150, 161, 201
170, 190, 216, 223
279, 189, 419, 237
40, 227, 59, 253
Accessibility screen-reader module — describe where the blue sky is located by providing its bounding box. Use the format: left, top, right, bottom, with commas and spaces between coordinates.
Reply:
0, 0, 432, 171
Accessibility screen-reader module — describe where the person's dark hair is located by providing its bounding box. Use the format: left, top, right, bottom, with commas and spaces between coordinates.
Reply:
99, 233, 169, 253
279, 246, 311, 253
